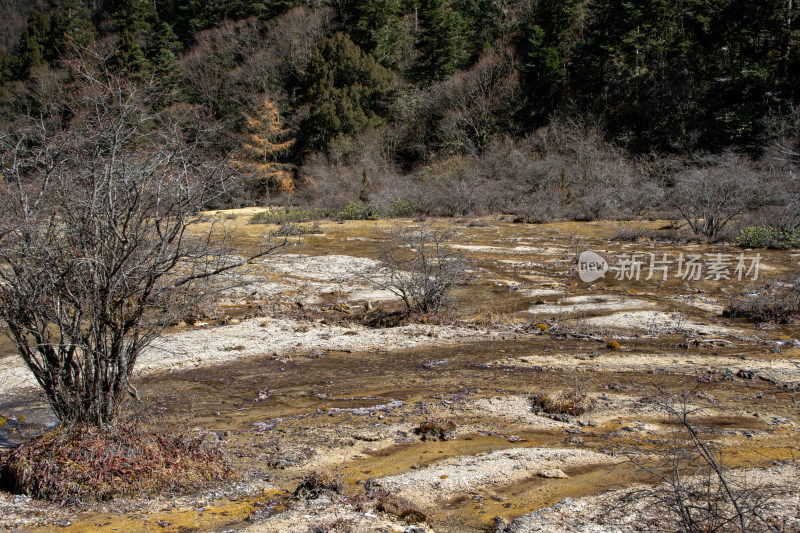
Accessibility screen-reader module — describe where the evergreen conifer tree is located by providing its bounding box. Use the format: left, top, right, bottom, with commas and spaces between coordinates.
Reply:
13, 10, 51, 78
304, 33, 394, 148
414, 0, 466, 84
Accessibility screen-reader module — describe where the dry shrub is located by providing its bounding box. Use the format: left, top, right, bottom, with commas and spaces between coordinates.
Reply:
0, 424, 232, 503
612, 226, 687, 243
532, 390, 596, 417
311, 517, 356, 533
724, 278, 800, 323
358, 224, 467, 314
298, 128, 408, 213
471, 311, 519, 328
370, 489, 430, 524
670, 153, 764, 239
621, 390, 785, 533
415, 418, 457, 441
293, 470, 344, 500
512, 189, 568, 223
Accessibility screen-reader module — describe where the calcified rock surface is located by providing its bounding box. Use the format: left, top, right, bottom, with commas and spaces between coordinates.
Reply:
1, 214, 798, 533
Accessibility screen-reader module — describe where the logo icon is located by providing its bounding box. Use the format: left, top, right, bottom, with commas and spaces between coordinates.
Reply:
578, 250, 608, 283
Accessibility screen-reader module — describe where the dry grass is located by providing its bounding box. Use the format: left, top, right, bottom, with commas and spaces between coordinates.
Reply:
0, 424, 232, 504
532, 390, 596, 417
470, 311, 523, 328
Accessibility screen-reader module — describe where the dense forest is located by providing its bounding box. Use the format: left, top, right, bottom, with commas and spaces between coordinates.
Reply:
1, 0, 799, 235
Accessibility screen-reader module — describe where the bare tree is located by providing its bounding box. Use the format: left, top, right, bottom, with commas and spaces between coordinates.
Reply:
622, 389, 780, 532
775, 144, 800, 231
0, 52, 284, 427
671, 153, 763, 239
360, 224, 466, 314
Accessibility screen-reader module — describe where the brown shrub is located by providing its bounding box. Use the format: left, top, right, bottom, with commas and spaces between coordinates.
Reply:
293, 470, 344, 500
415, 418, 457, 441
371, 489, 430, 524
723, 278, 800, 323
532, 391, 596, 417
670, 152, 764, 239
0, 424, 232, 503
611, 226, 687, 243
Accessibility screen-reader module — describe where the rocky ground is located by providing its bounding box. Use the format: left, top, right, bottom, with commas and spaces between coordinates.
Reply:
1, 214, 799, 532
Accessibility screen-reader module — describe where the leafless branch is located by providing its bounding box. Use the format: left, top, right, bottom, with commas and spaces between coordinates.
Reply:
0, 53, 286, 426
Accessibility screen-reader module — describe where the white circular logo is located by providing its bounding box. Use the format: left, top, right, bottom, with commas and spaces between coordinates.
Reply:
578, 250, 608, 282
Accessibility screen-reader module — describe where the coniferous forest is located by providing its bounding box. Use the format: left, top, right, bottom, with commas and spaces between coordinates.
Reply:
1, 0, 799, 233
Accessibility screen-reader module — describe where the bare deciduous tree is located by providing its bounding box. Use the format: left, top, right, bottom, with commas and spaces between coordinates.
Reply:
622, 389, 781, 532
774, 144, 800, 231
360, 224, 466, 314
671, 153, 763, 239
0, 53, 284, 427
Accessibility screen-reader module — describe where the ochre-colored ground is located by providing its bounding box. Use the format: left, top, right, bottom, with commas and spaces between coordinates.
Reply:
2, 213, 798, 532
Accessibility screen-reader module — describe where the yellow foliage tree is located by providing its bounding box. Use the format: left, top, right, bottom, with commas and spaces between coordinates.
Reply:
236, 95, 295, 194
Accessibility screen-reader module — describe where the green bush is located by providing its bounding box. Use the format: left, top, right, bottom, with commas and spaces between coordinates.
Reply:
249, 209, 313, 225
274, 223, 323, 236
383, 197, 417, 218
735, 226, 800, 249
313, 207, 338, 219
337, 201, 379, 220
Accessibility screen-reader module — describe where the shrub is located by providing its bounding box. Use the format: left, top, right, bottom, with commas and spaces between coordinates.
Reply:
0, 424, 232, 502
337, 201, 379, 220
531, 390, 596, 416
612, 226, 686, 243
532, 374, 595, 417
249, 209, 313, 224
293, 470, 344, 500
274, 223, 324, 236
415, 418, 457, 441
369, 489, 430, 524
382, 197, 417, 218
357, 224, 467, 314
622, 389, 781, 533
735, 225, 800, 249
723, 278, 800, 322
670, 153, 763, 239
0, 61, 287, 427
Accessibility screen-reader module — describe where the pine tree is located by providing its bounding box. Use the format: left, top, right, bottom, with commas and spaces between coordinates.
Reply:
522, 0, 580, 118
150, 22, 183, 92
453, 0, 503, 53
0, 50, 11, 85
112, 0, 159, 75
115, 30, 149, 75
49, 0, 97, 59
114, 0, 159, 39
349, 0, 411, 69
414, 0, 467, 84
13, 10, 51, 78
304, 33, 395, 148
